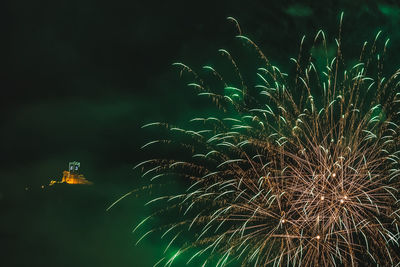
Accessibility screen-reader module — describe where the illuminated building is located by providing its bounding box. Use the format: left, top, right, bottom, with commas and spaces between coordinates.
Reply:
49, 161, 93, 186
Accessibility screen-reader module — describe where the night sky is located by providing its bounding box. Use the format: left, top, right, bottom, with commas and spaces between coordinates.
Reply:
3, 0, 400, 266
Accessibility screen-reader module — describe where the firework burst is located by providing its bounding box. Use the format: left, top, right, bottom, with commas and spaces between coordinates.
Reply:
124, 14, 400, 266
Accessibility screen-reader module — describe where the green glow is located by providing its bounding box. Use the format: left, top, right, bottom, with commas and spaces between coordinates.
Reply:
285, 4, 313, 17
378, 4, 400, 19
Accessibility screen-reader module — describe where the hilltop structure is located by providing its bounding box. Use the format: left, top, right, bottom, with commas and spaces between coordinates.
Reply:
49, 161, 93, 186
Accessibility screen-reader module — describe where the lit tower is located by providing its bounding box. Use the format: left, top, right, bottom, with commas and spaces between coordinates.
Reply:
69, 161, 80, 174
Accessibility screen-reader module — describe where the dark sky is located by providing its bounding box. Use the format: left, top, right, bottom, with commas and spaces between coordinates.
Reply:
3, 0, 400, 266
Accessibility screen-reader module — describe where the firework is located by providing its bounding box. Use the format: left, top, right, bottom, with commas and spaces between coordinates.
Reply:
126, 14, 400, 266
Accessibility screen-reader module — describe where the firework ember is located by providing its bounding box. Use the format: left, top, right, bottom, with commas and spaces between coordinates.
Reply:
126, 14, 400, 266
